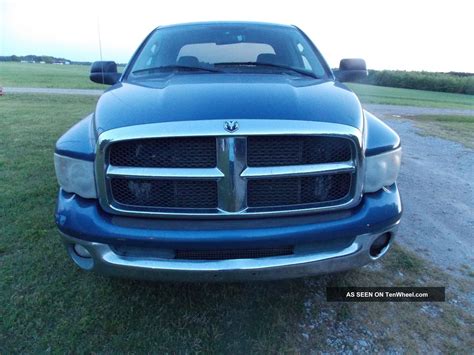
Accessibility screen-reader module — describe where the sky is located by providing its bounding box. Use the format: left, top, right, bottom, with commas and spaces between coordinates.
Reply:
1, 0, 473, 72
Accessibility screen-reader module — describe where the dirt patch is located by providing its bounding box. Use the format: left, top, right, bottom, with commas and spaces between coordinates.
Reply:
375, 117, 474, 280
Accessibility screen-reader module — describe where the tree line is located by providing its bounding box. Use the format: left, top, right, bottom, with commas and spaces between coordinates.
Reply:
0, 55, 90, 65
356, 70, 474, 95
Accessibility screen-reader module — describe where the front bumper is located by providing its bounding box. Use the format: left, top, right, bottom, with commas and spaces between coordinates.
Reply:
56, 184, 402, 281
60, 225, 397, 281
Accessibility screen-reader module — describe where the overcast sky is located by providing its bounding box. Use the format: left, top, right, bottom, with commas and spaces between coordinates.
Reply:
1, 0, 473, 72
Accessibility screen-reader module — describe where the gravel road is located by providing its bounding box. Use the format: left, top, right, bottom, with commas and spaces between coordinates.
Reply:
369, 113, 474, 278
365, 103, 474, 117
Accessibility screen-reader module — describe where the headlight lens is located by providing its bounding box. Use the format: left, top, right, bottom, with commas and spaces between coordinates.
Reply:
54, 154, 97, 198
364, 148, 402, 193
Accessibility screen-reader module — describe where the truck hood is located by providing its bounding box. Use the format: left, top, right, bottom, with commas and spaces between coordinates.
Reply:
94, 74, 363, 134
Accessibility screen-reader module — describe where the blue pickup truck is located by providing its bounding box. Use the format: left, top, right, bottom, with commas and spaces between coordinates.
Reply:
54, 22, 402, 281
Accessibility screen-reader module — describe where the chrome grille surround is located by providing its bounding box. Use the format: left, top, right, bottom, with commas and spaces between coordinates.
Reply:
95, 120, 364, 218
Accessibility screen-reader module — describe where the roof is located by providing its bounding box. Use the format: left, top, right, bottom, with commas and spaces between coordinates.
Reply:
156, 21, 295, 30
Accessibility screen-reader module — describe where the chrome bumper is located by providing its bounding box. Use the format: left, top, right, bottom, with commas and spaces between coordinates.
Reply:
60, 225, 397, 282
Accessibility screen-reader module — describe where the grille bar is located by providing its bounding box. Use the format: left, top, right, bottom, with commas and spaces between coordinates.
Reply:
107, 165, 224, 179
217, 137, 247, 212
241, 161, 355, 178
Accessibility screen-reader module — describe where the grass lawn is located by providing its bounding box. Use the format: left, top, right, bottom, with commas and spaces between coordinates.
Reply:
0, 94, 473, 352
0, 62, 108, 89
347, 83, 474, 110
407, 115, 474, 149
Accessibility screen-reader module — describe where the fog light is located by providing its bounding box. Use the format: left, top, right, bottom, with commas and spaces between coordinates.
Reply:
73, 244, 91, 258
370, 233, 391, 258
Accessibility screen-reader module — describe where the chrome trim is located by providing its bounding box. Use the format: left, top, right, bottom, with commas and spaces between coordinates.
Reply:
60, 223, 398, 281
95, 119, 364, 218
96, 119, 361, 140
107, 166, 224, 179
217, 137, 247, 212
242, 161, 355, 179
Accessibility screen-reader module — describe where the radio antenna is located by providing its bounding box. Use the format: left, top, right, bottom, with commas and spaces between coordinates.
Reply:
97, 16, 105, 83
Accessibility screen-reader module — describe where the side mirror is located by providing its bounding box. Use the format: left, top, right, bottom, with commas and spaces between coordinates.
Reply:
90, 61, 121, 85
334, 58, 367, 82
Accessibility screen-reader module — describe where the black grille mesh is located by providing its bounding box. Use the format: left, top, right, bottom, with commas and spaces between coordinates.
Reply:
175, 246, 294, 260
248, 136, 352, 167
109, 137, 216, 168
247, 174, 352, 208
111, 178, 217, 209
107, 136, 354, 211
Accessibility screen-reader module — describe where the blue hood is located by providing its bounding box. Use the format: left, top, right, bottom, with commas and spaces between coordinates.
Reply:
94, 74, 363, 134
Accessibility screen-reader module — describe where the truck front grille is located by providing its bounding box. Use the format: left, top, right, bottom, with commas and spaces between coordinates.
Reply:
248, 136, 352, 166
109, 137, 216, 168
247, 174, 352, 208
111, 178, 218, 208
97, 121, 362, 217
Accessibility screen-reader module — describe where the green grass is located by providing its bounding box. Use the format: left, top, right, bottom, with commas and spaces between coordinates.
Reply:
1, 94, 473, 352
347, 83, 474, 110
0, 62, 108, 89
413, 115, 474, 148
400, 115, 474, 148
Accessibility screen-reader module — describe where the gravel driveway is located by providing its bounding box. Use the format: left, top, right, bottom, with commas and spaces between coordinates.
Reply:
365, 103, 474, 117
369, 113, 474, 278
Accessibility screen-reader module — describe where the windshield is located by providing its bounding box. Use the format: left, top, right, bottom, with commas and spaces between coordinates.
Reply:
127, 23, 328, 79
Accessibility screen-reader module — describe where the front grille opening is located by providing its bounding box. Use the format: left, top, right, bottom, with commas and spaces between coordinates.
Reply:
247, 173, 352, 208
247, 136, 352, 167
175, 246, 294, 260
109, 137, 217, 168
104, 134, 358, 216
110, 178, 218, 209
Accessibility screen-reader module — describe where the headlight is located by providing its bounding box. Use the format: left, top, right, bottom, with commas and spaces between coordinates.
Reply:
364, 148, 402, 193
54, 154, 97, 198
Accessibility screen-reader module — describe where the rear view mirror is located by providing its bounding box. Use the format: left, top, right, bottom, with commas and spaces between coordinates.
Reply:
90, 61, 121, 85
215, 32, 246, 45
334, 58, 368, 82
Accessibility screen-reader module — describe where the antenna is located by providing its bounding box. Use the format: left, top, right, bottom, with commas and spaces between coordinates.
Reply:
97, 16, 105, 83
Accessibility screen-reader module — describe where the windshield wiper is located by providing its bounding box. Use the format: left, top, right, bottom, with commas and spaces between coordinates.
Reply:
214, 62, 320, 79
132, 65, 222, 75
